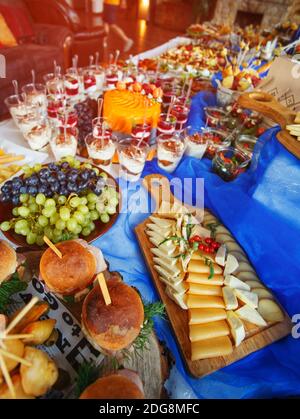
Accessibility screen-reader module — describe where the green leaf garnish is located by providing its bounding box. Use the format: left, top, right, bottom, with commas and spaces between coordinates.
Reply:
0, 273, 28, 314
205, 258, 215, 280
74, 362, 100, 398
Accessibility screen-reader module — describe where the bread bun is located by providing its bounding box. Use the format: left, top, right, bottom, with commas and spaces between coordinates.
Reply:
0, 241, 17, 284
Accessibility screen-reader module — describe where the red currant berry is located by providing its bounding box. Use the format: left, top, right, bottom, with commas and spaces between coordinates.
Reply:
199, 244, 205, 251
205, 238, 213, 245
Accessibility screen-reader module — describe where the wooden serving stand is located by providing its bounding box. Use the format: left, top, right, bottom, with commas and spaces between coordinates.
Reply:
18, 248, 171, 399
238, 91, 300, 159
135, 174, 292, 378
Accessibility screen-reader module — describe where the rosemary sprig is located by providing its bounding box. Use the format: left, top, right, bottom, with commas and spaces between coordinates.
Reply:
0, 272, 28, 314
74, 361, 100, 398
205, 258, 215, 280
133, 301, 165, 353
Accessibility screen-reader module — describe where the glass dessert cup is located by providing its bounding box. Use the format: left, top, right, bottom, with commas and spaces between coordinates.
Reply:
90, 65, 105, 92
17, 106, 41, 135
50, 128, 78, 161
24, 118, 52, 151
105, 66, 119, 89
85, 132, 116, 168
235, 135, 257, 159
157, 113, 177, 137
92, 117, 113, 139
162, 88, 178, 107
212, 147, 251, 182
170, 104, 190, 131
4, 94, 28, 125
57, 107, 78, 130
22, 83, 47, 114
83, 67, 97, 97
157, 133, 186, 173
184, 127, 208, 159
65, 68, 80, 97
117, 138, 149, 182
47, 95, 64, 124
200, 128, 231, 160
204, 107, 229, 130
131, 118, 152, 143
45, 75, 65, 99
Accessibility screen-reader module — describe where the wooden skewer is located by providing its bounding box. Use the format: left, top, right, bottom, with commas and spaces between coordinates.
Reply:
0, 353, 16, 399
1, 334, 34, 341
5, 297, 39, 335
97, 273, 111, 306
0, 348, 32, 367
43, 236, 63, 259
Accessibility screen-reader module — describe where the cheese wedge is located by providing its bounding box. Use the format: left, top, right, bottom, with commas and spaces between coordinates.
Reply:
252, 288, 274, 300
187, 272, 224, 286
149, 238, 176, 255
258, 299, 284, 323
186, 283, 223, 297
188, 260, 223, 275
224, 254, 239, 276
191, 336, 233, 361
149, 216, 174, 228
154, 265, 184, 283
189, 308, 227, 325
146, 225, 171, 238
165, 286, 188, 310
158, 276, 185, 292
234, 289, 258, 309
146, 229, 166, 242
153, 257, 181, 276
189, 320, 230, 342
237, 271, 260, 282
222, 286, 238, 310
150, 248, 178, 266
186, 295, 225, 309
215, 245, 227, 267
235, 305, 267, 327
224, 275, 250, 291
227, 311, 246, 347
244, 280, 265, 289
191, 225, 211, 239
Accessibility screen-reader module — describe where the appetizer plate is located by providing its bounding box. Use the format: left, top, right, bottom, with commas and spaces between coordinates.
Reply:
135, 173, 292, 378
0, 165, 121, 250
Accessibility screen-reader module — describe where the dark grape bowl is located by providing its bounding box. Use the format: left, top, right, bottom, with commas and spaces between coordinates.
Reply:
0, 163, 121, 250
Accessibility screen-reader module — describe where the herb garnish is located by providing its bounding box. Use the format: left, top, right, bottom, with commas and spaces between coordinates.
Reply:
204, 258, 215, 280
74, 362, 101, 398
0, 272, 28, 314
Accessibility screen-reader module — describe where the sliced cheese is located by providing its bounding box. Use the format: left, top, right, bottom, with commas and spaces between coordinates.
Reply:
215, 245, 227, 267
189, 320, 230, 342
191, 336, 233, 361
146, 229, 166, 242
149, 216, 174, 228
191, 251, 215, 263
224, 275, 250, 291
226, 311, 245, 347
147, 225, 171, 238
153, 257, 181, 276
222, 286, 238, 310
154, 265, 184, 283
235, 261, 256, 275
186, 295, 225, 309
224, 254, 239, 276
191, 225, 211, 239
188, 260, 223, 275
158, 276, 185, 294
235, 305, 267, 327
215, 225, 232, 236
225, 241, 244, 254
189, 308, 227, 325
165, 286, 188, 310
234, 289, 258, 309
258, 299, 284, 323
187, 272, 224, 286
244, 280, 264, 289
186, 283, 223, 297
149, 238, 176, 255
216, 233, 234, 243
237, 271, 260, 282
252, 288, 274, 300
150, 248, 177, 266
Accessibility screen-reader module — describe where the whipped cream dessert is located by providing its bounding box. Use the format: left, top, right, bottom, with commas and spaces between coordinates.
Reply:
157, 137, 185, 173
50, 133, 77, 161
25, 123, 52, 150
10, 104, 28, 124
27, 92, 47, 110
95, 71, 105, 91
119, 145, 147, 181
87, 137, 116, 167
18, 113, 40, 135
185, 133, 207, 159
65, 75, 80, 96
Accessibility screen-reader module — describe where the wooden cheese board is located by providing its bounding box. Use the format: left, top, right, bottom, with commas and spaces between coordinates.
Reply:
135, 173, 292, 378
238, 91, 300, 159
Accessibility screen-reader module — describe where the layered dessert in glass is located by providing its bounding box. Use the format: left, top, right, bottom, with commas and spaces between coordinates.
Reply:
65, 68, 80, 98
184, 127, 208, 159
83, 68, 97, 97
171, 104, 190, 131
92, 117, 113, 139
157, 113, 177, 137
22, 83, 47, 115
50, 128, 78, 161
157, 133, 185, 173
131, 118, 152, 143
47, 95, 64, 124
4, 94, 28, 125
105, 66, 119, 89
24, 119, 52, 151
118, 138, 149, 181
85, 132, 116, 167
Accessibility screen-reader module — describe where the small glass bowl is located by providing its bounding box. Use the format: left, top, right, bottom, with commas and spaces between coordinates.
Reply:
199, 128, 231, 159
212, 147, 251, 182
204, 107, 229, 130
235, 135, 257, 159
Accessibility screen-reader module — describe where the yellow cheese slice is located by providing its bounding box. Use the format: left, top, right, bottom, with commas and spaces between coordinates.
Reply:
187, 272, 224, 286
186, 283, 223, 297
188, 260, 223, 275
189, 308, 227, 325
189, 320, 230, 342
226, 311, 246, 347
186, 295, 225, 309
191, 336, 233, 361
